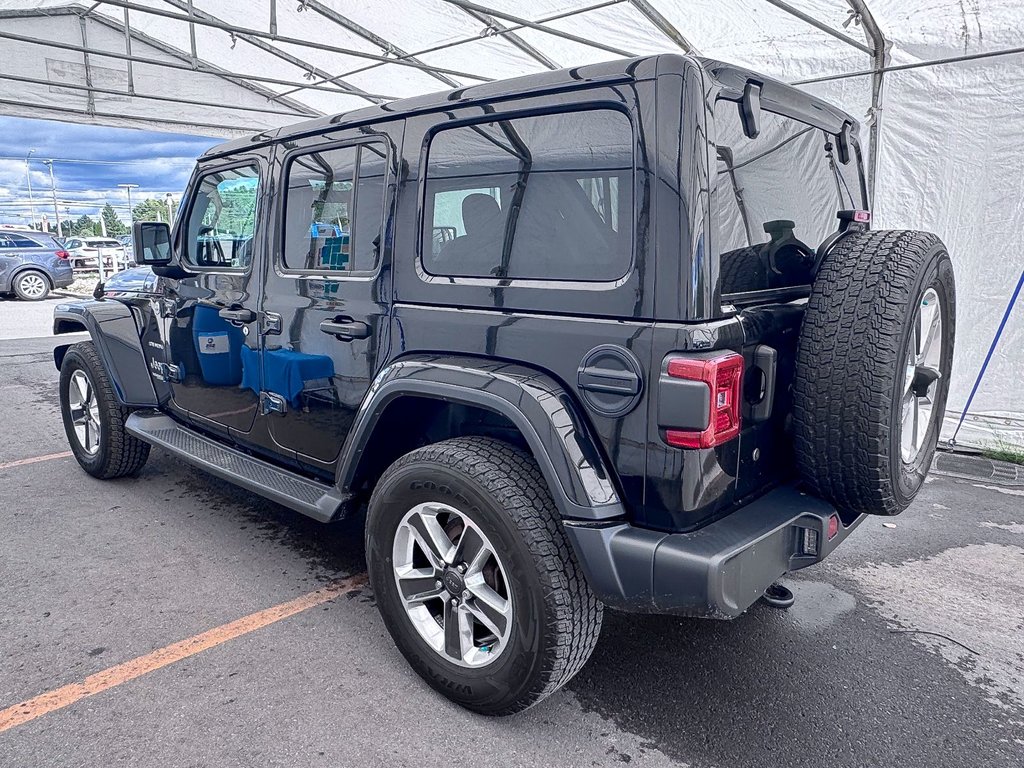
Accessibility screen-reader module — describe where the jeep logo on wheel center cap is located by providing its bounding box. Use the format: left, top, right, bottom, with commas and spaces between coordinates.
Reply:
442, 569, 465, 596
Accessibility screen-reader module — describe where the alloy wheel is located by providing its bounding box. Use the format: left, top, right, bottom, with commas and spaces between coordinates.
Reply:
68, 369, 101, 455
901, 287, 944, 463
392, 502, 513, 668
18, 273, 47, 299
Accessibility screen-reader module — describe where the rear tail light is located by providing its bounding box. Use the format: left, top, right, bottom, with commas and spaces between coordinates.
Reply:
55, 250, 70, 260
664, 352, 744, 448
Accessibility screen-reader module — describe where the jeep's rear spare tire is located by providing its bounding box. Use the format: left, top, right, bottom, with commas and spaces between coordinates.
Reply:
794, 230, 955, 517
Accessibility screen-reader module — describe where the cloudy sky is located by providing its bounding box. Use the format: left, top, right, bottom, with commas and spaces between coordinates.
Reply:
0, 116, 220, 228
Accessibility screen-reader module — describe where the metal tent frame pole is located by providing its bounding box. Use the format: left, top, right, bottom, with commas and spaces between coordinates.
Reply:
301, 0, 463, 88
280, 0, 627, 99
152, 0, 388, 105
91, 0, 490, 83
845, 0, 889, 206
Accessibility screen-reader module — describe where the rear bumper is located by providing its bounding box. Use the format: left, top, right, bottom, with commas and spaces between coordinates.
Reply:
565, 484, 864, 618
52, 269, 74, 288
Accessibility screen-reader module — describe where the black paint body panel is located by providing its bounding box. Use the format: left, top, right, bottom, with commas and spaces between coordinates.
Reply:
55, 54, 863, 578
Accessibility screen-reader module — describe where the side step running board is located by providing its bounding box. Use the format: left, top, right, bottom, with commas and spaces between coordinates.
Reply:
125, 412, 350, 523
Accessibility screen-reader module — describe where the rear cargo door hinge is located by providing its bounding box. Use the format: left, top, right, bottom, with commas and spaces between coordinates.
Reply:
260, 391, 287, 415
157, 362, 182, 383
260, 311, 282, 335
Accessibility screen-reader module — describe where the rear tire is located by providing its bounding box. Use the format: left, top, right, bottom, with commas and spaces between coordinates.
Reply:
794, 230, 955, 517
13, 270, 50, 301
59, 341, 150, 479
366, 437, 602, 715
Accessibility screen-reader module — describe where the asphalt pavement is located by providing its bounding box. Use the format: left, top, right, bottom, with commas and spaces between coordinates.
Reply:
0, 307, 1022, 767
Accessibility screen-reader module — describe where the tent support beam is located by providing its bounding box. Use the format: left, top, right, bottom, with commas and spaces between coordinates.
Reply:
71, 5, 325, 115
79, 15, 96, 115
453, 5, 560, 70
845, 0, 888, 206
122, 6, 134, 94
300, 0, 461, 87
152, 0, 386, 104
629, 0, 698, 54
90, 1, 490, 84
0, 72, 318, 118
0, 96, 258, 134
279, 0, 624, 99
0, 28, 387, 104
442, 0, 637, 58
765, 0, 872, 55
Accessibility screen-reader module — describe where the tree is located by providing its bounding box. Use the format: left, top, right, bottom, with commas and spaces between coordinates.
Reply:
69, 214, 96, 237
101, 203, 127, 236
133, 197, 174, 223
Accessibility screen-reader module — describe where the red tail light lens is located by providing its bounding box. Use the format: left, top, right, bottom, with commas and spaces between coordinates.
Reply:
664, 352, 744, 448
55, 250, 70, 260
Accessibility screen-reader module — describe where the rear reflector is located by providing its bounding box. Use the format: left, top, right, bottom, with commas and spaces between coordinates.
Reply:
664, 352, 744, 448
55, 250, 70, 260
827, 514, 840, 540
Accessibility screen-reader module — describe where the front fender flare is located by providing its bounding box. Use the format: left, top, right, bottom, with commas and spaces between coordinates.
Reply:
338, 355, 625, 521
53, 300, 158, 408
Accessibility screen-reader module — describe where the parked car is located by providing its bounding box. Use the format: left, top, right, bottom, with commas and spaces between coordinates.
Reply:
63, 237, 131, 272
0, 229, 73, 300
52, 54, 955, 715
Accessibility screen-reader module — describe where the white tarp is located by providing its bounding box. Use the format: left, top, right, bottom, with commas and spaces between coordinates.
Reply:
0, 0, 1021, 448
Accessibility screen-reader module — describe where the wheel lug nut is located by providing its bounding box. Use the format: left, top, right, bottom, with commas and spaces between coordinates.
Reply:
434, 580, 442, 589
457, 564, 467, 573
451, 598, 459, 606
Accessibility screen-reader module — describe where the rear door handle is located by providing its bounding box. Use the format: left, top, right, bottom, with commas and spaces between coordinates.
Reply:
219, 307, 256, 325
320, 317, 371, 341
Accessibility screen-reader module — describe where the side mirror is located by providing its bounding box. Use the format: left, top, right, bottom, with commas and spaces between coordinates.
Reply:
740, 81, 762, 139
133, 221, 172, 265
836, 121, 853, 165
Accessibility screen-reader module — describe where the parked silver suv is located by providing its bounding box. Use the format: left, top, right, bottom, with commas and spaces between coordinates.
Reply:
0, 229, 74, 301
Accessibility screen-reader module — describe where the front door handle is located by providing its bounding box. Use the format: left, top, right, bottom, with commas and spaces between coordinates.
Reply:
219, 306, 256, 325
320, 317, 370, 341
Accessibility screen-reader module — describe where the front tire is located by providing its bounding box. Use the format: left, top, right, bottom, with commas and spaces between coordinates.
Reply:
13, 270, 50, 301
366, 437, 602, 715
59, 341, 150, 479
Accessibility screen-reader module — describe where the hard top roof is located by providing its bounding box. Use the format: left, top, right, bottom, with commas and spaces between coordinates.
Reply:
200, 53, 857, 161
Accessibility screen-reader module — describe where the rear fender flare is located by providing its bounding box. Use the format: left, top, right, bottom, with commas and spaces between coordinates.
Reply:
338, 355, 625, 521
52, 300, 158, 408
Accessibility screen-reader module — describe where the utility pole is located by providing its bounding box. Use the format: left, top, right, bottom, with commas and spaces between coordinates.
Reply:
118, 183, 138, 231
43, 160, 62, 237
25, 149, 36, 230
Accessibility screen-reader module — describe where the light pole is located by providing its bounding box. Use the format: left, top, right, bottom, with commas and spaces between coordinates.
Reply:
24, 149, 36, 230
165, 192, 175, 224
118, 183, 139, 231
43, 160, 62, 238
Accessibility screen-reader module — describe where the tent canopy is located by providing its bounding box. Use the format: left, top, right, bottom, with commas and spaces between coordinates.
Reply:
1, 0, 1022, 448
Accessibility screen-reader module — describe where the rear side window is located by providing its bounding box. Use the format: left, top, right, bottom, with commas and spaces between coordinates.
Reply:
713, 99, 864, 295
183, 164, 261, 270
0, 234, 42, 248
281, 141, 387, 274
422, 109, 633, 281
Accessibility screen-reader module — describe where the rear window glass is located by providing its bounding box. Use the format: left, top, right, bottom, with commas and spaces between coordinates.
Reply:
422, 109, 633, 281
0, 233, 43, 248
713, 99, 865, 295
281, 142, 388, 273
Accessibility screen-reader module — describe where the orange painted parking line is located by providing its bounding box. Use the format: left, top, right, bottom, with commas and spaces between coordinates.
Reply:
0, 451, 73, 471
0, 574, 367, 734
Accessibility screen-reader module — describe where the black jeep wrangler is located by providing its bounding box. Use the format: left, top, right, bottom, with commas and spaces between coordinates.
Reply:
53, 55, 955, 715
